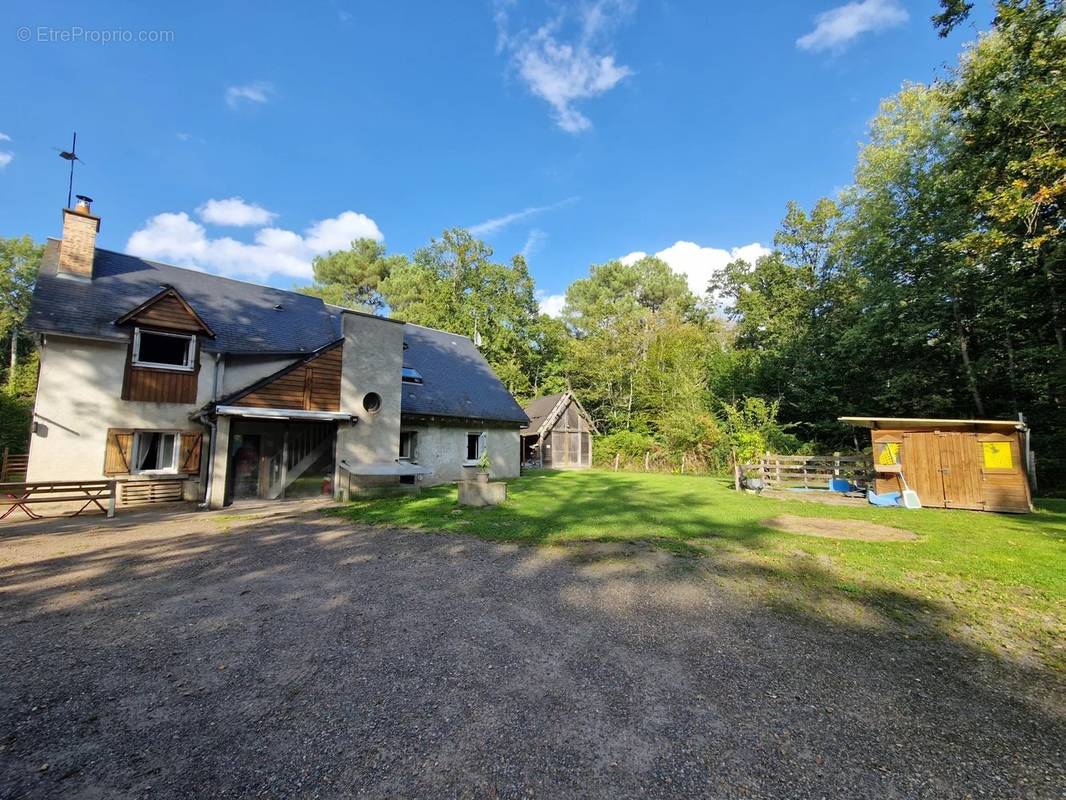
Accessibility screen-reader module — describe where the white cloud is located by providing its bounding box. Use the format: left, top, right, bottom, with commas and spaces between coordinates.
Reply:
536, 290, 567, 317
0, 152, 12, 169
0, 132, 10, 142
521, 228, 548, 259
496, 0, 634, 133
797, 0, 908, 52
469, 196, 577, 236
198, 197, 278, 227
127, 206, 383, 282
621, 240, 772, 299
225, 80, 274, 109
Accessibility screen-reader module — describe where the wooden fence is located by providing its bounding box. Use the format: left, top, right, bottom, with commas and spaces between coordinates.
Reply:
751, 453, 872, 489
1, 449, 28, 482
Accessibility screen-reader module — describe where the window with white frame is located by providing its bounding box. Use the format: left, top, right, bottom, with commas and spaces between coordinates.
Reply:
465, 432, 484, 463
132, 328, 196, 370
399, 431, 418, 461
133, 431, 181, 474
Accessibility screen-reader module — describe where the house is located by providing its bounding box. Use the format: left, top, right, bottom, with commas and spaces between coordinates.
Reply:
520, 391, 595, 469
25, 199, 529, 508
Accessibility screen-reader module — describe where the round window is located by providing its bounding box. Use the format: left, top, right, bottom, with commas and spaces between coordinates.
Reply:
362, 392, 382, 414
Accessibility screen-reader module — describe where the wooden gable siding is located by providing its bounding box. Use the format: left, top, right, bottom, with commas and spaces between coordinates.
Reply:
233, 345, 342, 412
126, 293, 209, 334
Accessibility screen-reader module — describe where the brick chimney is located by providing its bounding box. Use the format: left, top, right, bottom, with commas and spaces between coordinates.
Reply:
58, 195, 100, 278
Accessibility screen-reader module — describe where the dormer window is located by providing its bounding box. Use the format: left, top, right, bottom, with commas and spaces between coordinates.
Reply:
401, 366, 423, 384
132, 328, 196, 371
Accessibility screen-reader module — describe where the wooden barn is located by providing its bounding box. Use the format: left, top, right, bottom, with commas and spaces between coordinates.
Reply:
521, 392, 596, 469
840, 417, 1034, 513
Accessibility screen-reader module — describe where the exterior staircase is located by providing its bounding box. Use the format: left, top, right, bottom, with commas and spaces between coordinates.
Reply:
266, 423, 334, 500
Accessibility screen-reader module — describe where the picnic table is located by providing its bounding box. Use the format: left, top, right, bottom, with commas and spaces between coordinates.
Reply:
0, 480, 116, 520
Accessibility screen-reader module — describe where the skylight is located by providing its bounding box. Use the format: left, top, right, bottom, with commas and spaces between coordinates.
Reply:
401, 366, 423, 384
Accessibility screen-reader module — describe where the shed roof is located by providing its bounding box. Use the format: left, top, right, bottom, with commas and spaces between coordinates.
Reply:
521, 393, 568, 436
520, 391, 595, 437
839, 416, 1026, 432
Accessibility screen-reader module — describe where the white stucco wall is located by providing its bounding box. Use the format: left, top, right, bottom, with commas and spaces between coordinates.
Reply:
27, 335, 212, 494
334, 312, 405, 494
403, 423, 520, 486
27, 335, 304, 502
220, 354, 298, 396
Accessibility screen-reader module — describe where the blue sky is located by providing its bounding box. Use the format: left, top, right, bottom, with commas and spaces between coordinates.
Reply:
1, 0, 991, 312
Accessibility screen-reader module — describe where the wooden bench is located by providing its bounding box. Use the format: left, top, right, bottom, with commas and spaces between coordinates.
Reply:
0, 480, 117, 521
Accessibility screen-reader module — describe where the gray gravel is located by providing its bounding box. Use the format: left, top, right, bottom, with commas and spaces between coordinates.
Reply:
0, 504, 1062, 799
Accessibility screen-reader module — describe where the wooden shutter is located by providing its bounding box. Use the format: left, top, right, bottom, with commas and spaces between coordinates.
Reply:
179, 431, 203, 474
104, 429, 134, 475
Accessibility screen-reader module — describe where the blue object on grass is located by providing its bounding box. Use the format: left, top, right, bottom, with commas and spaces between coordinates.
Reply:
829, 478, 852, 493
867, 490, 902, 507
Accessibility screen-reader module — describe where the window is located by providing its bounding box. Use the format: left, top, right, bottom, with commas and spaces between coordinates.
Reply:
876, 442, 900, 466
401, 366, 423, 384
132, 328, 196, 370
465, 432, 483, 463
399, 431, 418, 461
363, 392, 382, 414
133, 431, 180, 474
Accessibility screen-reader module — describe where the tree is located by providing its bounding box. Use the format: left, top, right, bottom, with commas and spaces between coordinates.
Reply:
380, 229, 541, 396
298, 238, 407, 313
0, 236, 41, 391
562, 256, 701, 431
932, 0, 975, 36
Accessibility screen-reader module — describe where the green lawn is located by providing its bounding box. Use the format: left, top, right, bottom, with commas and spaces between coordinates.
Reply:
334, 469, 1065, 675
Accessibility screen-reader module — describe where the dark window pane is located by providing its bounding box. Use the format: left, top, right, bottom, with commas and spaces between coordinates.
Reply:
138, 332, 190, 366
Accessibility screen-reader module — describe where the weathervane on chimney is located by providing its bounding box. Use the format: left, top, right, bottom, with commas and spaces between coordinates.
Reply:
54, 132, 84, 209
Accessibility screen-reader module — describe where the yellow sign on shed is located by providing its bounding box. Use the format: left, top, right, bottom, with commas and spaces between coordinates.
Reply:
982, 441, 1013, 469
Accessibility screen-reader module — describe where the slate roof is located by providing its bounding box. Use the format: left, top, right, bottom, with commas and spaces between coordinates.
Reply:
28, 243, 338, 355
520, 392, 568, 436
400, 324, 529, 425
29, 243, 528, 425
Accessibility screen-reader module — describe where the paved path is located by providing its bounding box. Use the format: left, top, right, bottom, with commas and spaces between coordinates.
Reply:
1, 505, 1062, 798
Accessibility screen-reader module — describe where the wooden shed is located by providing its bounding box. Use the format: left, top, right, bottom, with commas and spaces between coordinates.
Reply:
839, 417, 1034, 513
521, 392, 596, 469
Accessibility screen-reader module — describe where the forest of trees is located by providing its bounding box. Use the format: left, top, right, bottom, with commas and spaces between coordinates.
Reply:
2, 1, 1062, 489
299, 2, 1066, 489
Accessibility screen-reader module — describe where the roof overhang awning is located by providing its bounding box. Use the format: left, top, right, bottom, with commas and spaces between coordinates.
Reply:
215, 405, 356, 423
339, 459, 434, 477
839, 416, 1025, 432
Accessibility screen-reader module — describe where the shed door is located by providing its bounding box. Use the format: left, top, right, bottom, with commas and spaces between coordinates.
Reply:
938, 432, 983, 511
901, 433, 946, 507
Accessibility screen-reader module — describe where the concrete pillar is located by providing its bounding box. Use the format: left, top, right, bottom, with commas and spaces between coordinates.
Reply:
208, 415, 230, 509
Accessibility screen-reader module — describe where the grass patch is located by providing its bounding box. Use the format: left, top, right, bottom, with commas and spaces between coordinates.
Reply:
333, 469, 1065, 674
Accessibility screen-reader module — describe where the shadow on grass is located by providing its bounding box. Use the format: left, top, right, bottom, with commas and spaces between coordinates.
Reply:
0, 498, 1063, 797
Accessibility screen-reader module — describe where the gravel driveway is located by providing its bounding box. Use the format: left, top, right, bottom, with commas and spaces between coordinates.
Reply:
1, 503, 1062, 799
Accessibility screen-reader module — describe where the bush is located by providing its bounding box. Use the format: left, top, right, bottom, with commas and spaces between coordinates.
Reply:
593, 430, 662, 469
0, 391, 32, 453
